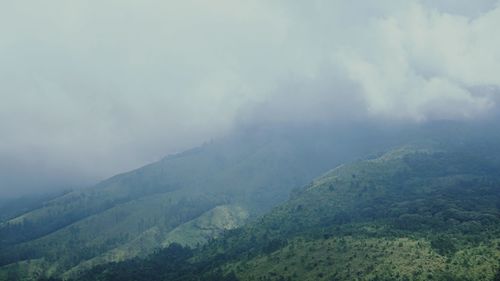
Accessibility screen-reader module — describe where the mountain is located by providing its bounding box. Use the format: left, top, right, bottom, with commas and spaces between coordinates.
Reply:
0, 123, 411, 280
0, 191, 70, 224
74, 136, 500, 281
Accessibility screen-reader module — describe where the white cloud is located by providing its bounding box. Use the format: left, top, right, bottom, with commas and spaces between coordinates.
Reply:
0, 0, 499, 195
334, 1, 499, 120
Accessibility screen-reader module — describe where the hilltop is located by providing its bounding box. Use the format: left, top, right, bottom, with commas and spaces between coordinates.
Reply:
77, 140, 500, 281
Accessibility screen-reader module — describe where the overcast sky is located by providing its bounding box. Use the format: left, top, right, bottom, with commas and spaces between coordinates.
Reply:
1, 0, 500, 197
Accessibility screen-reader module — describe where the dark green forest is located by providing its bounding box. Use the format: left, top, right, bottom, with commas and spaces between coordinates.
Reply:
64, 139, 500, 281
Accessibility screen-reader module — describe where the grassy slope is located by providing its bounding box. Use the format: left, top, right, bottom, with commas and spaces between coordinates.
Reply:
1, 124, 395, 280
71, 138, 500, 281
61, 204, 249, 279
202, 144, 500, 281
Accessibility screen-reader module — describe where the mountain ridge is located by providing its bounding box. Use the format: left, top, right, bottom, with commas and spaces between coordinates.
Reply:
1, 123, 406, 280
3, 122, 499, 281
68, 140, 500, 281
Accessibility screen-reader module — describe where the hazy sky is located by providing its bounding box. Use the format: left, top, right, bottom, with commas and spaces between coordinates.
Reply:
1, 0, 500, 196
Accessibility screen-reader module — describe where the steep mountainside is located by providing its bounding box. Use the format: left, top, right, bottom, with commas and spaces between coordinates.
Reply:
215, 144, 500, 281
0, 123, 405, 280
76, 139, 500, 281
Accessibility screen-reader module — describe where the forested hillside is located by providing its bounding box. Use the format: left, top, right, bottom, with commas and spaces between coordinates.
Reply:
2, 0, 500, 280
74, 138, 500, 281
0, 123, 404, 280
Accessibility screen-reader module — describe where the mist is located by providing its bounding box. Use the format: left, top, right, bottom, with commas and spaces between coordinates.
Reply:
1, 0, 500, 197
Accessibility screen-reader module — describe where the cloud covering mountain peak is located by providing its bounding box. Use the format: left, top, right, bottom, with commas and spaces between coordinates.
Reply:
1, 0, 499, 195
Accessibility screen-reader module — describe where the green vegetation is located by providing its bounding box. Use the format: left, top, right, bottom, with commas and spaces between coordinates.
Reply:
72, 141, 500, 281
77, 243, 240, 281
1, 125, 393, 280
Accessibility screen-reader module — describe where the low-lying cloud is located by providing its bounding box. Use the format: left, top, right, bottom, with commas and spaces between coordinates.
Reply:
1, 0, 499, 196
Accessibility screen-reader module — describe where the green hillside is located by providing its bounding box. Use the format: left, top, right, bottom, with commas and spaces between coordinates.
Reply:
74, 140, 500, 281
218, 145, 500, 281
0, 124, 399, 280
